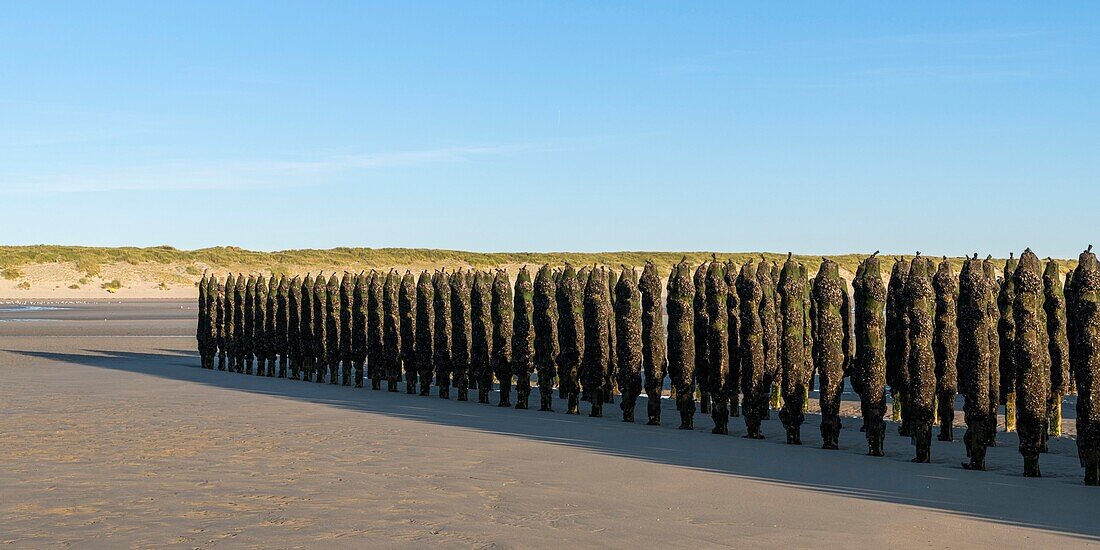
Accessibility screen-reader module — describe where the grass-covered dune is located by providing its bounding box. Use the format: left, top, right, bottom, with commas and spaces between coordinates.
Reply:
0, 245, 1073, 299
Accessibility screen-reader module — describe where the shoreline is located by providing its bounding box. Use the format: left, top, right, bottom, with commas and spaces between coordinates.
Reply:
1, 297, 194, 304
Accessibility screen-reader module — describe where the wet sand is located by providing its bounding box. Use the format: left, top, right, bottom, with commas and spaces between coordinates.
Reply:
1, 301, 1096, 548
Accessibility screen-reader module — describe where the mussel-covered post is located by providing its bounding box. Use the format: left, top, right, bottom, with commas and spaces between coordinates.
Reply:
471, 270, 494, 404
667, 260, 697, 429
491, 270, 514, 407
640, 261, 666, 425
932, 258, 959, 442
705, 261, 731, 434
615, 266, 643, 422
1070, 246, 1100, 485
737, 261, 767, 439
433, 270, 453, 399
811, 258, 848, 450
451, 269, 473, 401
854, 254, 888, 456
999, 254, 1019, 431
886, 258, 910, 429
960, 255, 993, 471
399, 271, 418, 393
582, 266, 611, 417
556, 265, 584, 414
512, 266, 535, 409
1012, 249, 1051, 477
1043, 259, 1069, 439
533, 265, 558, 411
905, 255, 937, 463
778, 254, 808, 445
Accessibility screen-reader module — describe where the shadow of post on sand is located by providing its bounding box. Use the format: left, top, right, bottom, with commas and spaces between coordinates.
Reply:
7, 347, 1098, 542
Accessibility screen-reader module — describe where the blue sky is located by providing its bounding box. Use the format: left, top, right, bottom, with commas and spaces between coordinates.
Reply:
2, 2, 1097, 257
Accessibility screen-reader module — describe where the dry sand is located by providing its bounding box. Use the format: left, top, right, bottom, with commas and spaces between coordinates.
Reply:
0, 261, 198, 300
1, 301, 1097, 548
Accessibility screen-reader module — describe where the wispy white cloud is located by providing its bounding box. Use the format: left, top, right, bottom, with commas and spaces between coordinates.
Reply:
0, 143, 536, 195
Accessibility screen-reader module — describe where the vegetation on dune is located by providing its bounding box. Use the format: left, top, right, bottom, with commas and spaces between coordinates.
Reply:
75, 257, 101, 277
0, 246, 1077, 284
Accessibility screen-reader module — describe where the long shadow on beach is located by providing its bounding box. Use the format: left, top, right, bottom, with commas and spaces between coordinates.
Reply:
10, 347, 1098, 541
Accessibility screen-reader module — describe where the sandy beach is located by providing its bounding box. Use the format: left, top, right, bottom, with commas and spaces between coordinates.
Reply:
1, 301, 1096, 548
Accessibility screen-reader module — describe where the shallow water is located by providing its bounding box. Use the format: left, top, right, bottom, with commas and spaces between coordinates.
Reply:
0, 305, 70, 312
